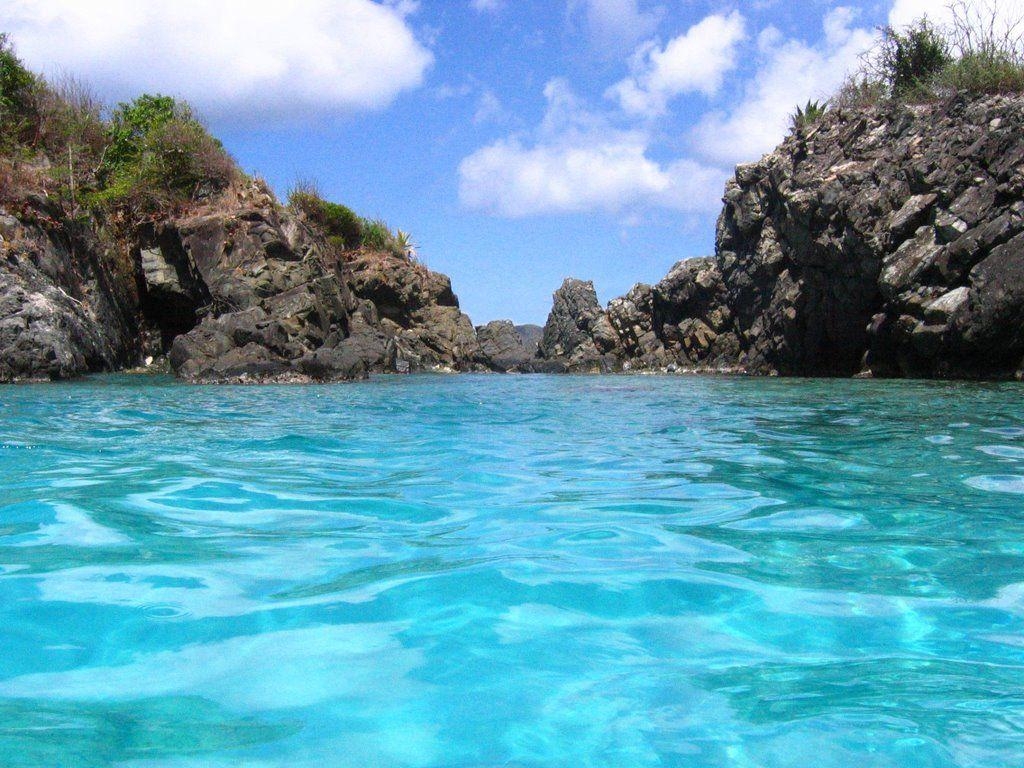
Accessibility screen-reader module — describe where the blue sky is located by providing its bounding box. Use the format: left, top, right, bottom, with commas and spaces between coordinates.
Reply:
4, 0, 981, 323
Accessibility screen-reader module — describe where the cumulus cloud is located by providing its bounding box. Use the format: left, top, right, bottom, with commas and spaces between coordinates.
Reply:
458, 79, 726, 217
608, 11, 747, 115
567, 0, 665, 54
690, 7, 875, 167
889, 0, 1024, 29
2, 0, 433, 122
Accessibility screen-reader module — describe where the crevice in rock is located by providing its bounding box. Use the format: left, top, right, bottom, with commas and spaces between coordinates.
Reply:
135, 225, 212, 352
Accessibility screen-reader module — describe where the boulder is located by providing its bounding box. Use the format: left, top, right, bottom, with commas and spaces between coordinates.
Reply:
537, 278, 605, 367
475, 320, 532, 371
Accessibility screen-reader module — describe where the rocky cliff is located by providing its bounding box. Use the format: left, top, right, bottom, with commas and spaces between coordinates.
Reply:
0, 197, 140, 381
0, 178, 503, 383
8, 91, 1024, 383
538, 94, 1024, 379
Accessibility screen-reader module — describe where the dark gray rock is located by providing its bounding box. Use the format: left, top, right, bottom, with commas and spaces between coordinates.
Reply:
0, 203, 138, 381
475, 320, 532, 371
162, 183, 364, 382
342, 250, 480, 372
514, 324, 543, 353
535, 93, 1024, 379
537, 278, 605, 368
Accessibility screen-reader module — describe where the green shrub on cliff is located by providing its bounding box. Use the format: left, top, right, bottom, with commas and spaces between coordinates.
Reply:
853, 4, 1024, 103
2, 34, 238, 214
831, 76, 888, 110
0, 33, 38, 150
360, 218, 393, 251
872, 19, 952, 98
937, 1, 1024, 94
789, 99, 828, 132
35, 77, 107, 162
91, 94, 237, 211
288, 183, 364, 250
287, 184, 411, 258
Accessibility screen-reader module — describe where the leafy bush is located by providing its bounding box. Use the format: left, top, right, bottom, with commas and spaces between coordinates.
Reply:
851, 4, 1024, 103
94, 94, 237, 211
360, 217, 394, 252
287, 184, 415, 258
104, 94, 178, 171
34, 76, 106, 160
831, 76, 888, 110
939, 51, 1024, 93
790, 99, 828, 133
872, 19, 952, 98
0, 33, 38, 149
288, 182, 364, 250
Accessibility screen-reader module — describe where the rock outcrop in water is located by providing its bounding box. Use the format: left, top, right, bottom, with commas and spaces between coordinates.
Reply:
0, 178, 490, 382
5, 81, 1024, 382
537, 94, 1024, 379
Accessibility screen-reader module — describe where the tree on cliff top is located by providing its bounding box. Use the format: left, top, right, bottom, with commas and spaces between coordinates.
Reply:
0, 34, 237, 214
92, 94, 238, 211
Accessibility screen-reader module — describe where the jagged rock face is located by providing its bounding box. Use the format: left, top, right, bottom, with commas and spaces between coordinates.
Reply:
342, 250, 480, 372
714, 94, 1024, 377
163, 186, 362, 383
0, 200, 139, 382
0, 180, 488, 383
345, 251, 457, 323
474, 320, 532, 371
537, 279, 609, 368
539, 94, 1024, 379
168, 207, 486, 380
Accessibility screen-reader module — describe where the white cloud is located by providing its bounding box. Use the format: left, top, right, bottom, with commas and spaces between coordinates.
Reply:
459, 79, 726, 217
890, 0, 1024, 28
473, 90, 509, 126
2, 0, 433, 121
568, 0, 665, 54
691, 7, 876, 167
608, 11, 747, 115
471, 0, 503, 11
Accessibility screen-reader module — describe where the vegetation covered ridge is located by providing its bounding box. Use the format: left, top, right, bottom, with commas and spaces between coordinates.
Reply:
0, 34, 506, 384
789, 0, 1024, 131
0, 33, 412, 257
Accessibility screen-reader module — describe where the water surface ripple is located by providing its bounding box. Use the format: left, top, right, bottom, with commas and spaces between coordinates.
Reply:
1, 374, 1023, 767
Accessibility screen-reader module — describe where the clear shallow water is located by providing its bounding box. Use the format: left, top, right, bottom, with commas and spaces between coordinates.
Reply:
1, 374, 1023, 767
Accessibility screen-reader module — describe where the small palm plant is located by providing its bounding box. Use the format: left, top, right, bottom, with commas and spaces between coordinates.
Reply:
790, 99, 829, 133
395, 229, 417, 259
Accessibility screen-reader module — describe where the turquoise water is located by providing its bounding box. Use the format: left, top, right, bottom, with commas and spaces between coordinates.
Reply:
1, 375, 1024, 767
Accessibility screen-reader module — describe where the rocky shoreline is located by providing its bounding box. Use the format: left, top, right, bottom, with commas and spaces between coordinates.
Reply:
534, 93, 1024, 380
0, 179, 543, 383
3, 93, 1024, 383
